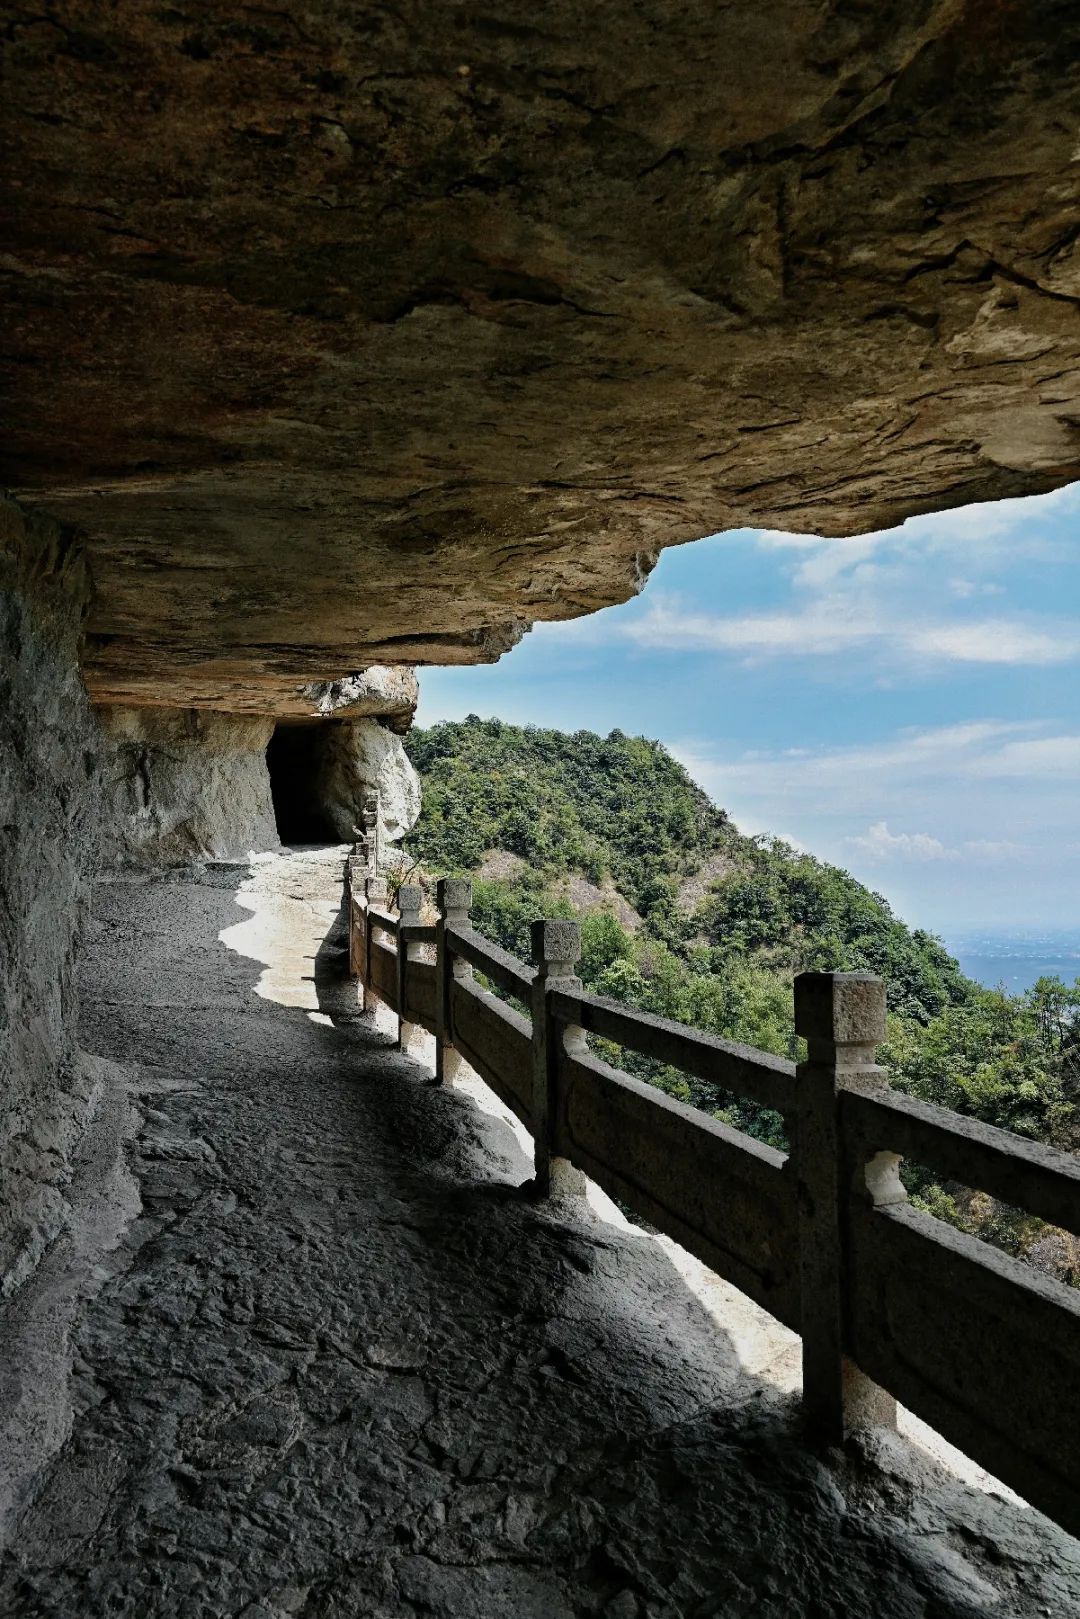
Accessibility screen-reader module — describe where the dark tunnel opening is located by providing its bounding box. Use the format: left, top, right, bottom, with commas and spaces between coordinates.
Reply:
266, 722, 337, 845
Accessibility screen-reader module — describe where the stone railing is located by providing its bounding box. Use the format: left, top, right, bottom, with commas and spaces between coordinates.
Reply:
347, 869, 1080, 1539
348, 791, 380, 890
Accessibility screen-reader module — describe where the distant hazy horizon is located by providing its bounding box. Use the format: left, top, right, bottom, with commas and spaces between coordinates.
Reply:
942, 929, 1080, 994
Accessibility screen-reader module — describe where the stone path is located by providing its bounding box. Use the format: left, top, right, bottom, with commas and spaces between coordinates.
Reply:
2, 849, 1079, 1618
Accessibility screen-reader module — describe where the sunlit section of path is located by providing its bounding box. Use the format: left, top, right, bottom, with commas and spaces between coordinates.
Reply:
1, 848, 1072, 1617
219, 845, 352, 1024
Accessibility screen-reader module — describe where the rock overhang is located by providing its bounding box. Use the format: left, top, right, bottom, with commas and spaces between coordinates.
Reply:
4, 0, 1080, 709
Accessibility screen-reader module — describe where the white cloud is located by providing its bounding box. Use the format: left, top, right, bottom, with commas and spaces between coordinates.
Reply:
623, 593, 1078, 668
844, 823, 1033, 866
670, 719, 1080, 871
948, 578, 1005, 599
846, 821, 953, 862
633, 484, 1080, 674
963, 839, 1030, 861
967, 735, 1080, 778
622, 595, 868, 657
906, 620, 1077, 665
675, 720, 1080, 804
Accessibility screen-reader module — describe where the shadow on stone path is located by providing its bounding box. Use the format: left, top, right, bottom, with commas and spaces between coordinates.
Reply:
2, 849, 1078, 1618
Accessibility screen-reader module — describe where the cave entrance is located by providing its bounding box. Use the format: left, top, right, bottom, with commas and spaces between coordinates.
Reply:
266, 722, 337, 845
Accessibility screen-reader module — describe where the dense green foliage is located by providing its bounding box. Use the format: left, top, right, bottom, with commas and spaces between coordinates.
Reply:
696, 842, 972, 1023
406, 716, 726, 904
404, 717, 1079, 1277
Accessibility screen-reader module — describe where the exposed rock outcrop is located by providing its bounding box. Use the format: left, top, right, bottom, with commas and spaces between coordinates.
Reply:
97, 708, 280, 868
313, 721, 422, 847
0, 499, 101, 1295
5, 4, 1080, 707
98, 707, 421, 867
304, 668, 419, 732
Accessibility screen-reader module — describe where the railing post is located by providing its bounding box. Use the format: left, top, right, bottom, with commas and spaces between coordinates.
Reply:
362, 792, 379, 878
350, 884, 366, 1011
794, 970, 895, 1443
435, 879, 472, 1086
346, 824, 367, 999
396, 883, 423, 1053
364, 877, 387, 1004
530, 919, 588, 1199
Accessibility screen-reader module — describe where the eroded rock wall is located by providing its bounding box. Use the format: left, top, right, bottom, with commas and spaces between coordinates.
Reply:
97, 708, 280, 868
0, 498, 101, 1296
98, 709, 421, 867
304, 668, 419, 732
314, 720, 422, 847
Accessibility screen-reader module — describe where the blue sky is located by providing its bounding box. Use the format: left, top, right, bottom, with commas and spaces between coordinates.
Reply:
415, 487, 1080, 936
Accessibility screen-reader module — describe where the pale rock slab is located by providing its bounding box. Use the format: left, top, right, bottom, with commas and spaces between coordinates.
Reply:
314, 720, 422, 848
97, 707, 280, 868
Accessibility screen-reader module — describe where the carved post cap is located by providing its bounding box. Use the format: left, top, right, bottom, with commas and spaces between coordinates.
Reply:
531, 918, 581, 974
397, 883, 423, 918
436, 877, 472, 918
794, 971, 886, 1045
365, 877, 388, 904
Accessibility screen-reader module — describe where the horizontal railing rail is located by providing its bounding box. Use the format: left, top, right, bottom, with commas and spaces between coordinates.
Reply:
845, 1193, 1080, 1530
841, 1086, 1080, 1234
367, 906, 399, 932
445, 921, 536, 1000
554, 1037, 799, 1325
450, 975, 533, 1125
345, 863, 1080, 1540
550, 988, 796, 1116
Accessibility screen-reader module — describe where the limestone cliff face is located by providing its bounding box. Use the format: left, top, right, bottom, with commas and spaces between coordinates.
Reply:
5, 3, 1080, 709
97, 709, 280, 868
98, 708, 421, 868
302, 669, 419, 733
314, 721, 422, 848
0, 500, 100, 1295
5, 2, 1080, 1301
0, 581, 419, 1292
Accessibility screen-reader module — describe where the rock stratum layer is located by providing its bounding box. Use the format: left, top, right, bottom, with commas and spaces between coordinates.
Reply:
5, 1, 1080, 707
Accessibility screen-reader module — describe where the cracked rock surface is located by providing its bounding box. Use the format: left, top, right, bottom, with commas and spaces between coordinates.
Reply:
2, 847, 1078, 1616
6, 4, 1080, 704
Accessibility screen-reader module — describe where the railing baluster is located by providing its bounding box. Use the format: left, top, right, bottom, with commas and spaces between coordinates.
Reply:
530, 919, 587, 1199
362, 792, 379, 878
347, 871, 365, 1008
396, 883, 423, 1053
435, 879, 472, 1086
364, 877, 387, 1003
793, 970, 895, 1442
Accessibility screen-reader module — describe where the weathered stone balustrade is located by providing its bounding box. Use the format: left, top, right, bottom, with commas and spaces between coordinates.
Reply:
347, 865, 1080, 1540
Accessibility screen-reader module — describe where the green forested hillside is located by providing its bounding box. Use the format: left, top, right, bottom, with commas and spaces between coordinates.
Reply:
404, 718, 727, 904
403, 717, 1079, 1278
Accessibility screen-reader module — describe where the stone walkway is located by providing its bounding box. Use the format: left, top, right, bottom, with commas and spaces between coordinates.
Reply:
2, 849, 1079, 1618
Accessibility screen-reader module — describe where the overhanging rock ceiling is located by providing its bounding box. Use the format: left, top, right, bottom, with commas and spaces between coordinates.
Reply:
4, 0, 1080, 707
